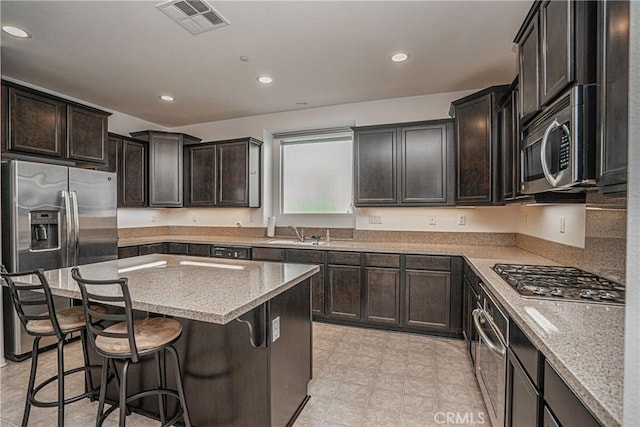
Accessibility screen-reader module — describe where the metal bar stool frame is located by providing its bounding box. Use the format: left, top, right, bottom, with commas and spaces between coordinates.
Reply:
71, 267, 191, 427
0, 266, 102, 427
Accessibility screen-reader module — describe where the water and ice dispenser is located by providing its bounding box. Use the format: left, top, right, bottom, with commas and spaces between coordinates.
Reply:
30, 211, 59, 251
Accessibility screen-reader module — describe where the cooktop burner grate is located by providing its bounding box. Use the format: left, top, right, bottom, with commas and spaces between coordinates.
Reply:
492, 264, 625, 304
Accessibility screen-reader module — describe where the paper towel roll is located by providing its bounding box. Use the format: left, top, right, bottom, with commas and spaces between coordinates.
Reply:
266, 216, 276, 237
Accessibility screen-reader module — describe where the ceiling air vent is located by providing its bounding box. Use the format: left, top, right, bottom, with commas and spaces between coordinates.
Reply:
156, 0, 229, 35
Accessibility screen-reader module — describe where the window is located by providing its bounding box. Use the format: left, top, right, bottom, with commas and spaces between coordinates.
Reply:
274, 128, 354, 225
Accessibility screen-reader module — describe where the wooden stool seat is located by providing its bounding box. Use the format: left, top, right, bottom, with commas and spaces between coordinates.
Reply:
27, 305, 108, 334
96, 318, 183, 354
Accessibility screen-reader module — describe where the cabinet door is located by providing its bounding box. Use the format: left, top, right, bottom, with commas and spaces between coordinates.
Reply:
354, 127, 397, 205
597, 0, 629, 194
103, 135, 120, 173
327, 265, 362, 320
67, 105, 108, 163
540, 0, 573, 106
185, 144, 217, 206
506, 350, 540, 427
519, 16, 540, 122
400, 122, 451, 204
364, 267, 400, 325
404, 270, 450, 330
217, 141, 249, 206
312, 266, 326, 316
149, 134, 183, 207
8, 87, 66, 157
500, 91, 516, 200
119, 140, 147, 207
455, 94, 493, 204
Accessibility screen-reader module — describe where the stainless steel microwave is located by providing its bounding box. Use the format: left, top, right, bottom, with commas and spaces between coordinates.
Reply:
520, 85, 597, 194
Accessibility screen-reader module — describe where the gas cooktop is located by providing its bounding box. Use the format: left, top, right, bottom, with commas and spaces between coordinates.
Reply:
493, 264, 625, 305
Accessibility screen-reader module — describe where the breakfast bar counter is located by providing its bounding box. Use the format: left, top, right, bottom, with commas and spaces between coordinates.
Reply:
39, 255, 319, 426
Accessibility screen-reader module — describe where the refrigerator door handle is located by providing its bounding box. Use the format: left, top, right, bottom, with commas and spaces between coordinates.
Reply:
62, 190, 73, 266
70, 190, 81, 266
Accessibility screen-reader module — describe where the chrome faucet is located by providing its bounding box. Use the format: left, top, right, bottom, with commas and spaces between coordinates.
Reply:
289, 225, 305, 242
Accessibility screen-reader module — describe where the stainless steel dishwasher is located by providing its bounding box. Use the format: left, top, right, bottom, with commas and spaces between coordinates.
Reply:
472, 284, 508, 427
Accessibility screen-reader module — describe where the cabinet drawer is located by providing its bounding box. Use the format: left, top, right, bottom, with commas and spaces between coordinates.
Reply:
139, 243, 166, 255
252, 247, 285, 262
543, 361, 600, 427
405, 255, 450, 271
188, 244, 211, 257
286, 249, 325, 264
118, 246, 139, 259
364, 253, 400, 268
327, 251, 361, 266
167, 242, 189, 255
509, 320, 542, 388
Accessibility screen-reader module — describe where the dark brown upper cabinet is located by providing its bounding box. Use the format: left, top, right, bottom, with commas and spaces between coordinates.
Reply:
105, 133, 148, 207
596, 0, 629, 195
451, 86, 508, 205
498, 78, 529, 203
131, 131, 201, 208
6, 86, 66, 158
184, 137, 262, 208
1, 81, 110, 164
67, 105, 109, 163
518, 15, 540, 123
353, 119, 453, 207
514, 1, 597, 125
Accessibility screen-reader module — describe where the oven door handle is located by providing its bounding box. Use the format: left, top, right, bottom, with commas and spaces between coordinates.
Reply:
472, 308, 506, 357
540, 119, 571, 188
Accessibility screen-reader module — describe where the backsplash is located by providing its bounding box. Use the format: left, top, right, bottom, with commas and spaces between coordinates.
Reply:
516, 195, 627, 284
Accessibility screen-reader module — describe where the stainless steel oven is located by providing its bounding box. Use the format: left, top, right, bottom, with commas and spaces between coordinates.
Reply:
520, 85, 596, 194
473, 285, 508, 427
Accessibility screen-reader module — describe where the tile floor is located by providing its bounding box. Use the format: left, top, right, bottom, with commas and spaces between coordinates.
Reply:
295, 323, 489, 427
0, 323, 488, 426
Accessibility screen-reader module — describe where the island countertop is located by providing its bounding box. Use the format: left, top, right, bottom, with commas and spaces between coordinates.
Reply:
35, 254, 319, 324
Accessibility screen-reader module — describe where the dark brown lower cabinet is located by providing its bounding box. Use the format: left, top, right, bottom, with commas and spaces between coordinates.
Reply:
117, 246, 139, 259
404, 269, 451, 330
327, 265, 362, 320
506, 349, 540, 427
364, 267, 400, 325
311, 266, 326, 316
543, 406, 560, 427
138, 243, 166, 255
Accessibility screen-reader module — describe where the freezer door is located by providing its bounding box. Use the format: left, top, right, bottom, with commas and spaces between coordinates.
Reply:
2, 161, 70, 272
69, 168, 118, 266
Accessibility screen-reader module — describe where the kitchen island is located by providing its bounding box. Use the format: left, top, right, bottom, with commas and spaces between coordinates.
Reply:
40, 254, 320, 426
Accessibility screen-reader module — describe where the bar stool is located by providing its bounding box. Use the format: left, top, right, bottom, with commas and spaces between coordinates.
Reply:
0, 266, 108, 427
71, 267, 192, 427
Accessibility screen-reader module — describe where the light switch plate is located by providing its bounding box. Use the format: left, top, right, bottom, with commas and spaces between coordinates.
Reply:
272, 316, 280, 342
428, 215, 437, 225
457, 214, 466, 225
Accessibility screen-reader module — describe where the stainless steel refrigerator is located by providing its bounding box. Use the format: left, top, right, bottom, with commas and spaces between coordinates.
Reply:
1, 160, 117, 360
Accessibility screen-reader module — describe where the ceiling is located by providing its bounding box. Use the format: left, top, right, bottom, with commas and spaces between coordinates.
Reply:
1, 1, 530, 127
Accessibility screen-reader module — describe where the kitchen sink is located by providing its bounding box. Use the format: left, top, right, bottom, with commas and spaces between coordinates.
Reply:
266, 239, 327, 246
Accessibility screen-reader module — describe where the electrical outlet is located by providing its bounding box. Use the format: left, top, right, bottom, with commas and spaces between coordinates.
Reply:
151, 214, 157, 223
192, 215, 197, 223
428, 215, 437, 225
457, 214, 466, 225
272, 316, 280, 342
368, 214, 382, 224
559, 216, 566, 233
524, 215, 529, 228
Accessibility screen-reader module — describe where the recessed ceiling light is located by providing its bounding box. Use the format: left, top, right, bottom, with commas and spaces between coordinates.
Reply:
2, 25, 31, 38
257, 76, 273, 84
240, 56, 249, 62
391, 52, 409, 63
295, 102, 308, 106
159, 95, 175, 101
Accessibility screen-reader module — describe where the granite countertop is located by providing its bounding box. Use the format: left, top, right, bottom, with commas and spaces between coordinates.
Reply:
118, 235, 623, 425
36, 254, 319, 324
